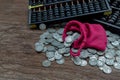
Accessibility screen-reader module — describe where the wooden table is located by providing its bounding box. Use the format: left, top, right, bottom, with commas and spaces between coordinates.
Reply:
0, 0, 120, 80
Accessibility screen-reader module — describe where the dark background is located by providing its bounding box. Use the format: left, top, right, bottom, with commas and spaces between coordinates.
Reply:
0, 0, 120, 80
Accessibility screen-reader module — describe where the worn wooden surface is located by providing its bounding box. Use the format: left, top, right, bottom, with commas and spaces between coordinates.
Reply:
0, 0, 120, 80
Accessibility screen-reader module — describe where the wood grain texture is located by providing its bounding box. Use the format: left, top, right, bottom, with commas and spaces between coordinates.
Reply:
0, 0, 120, 80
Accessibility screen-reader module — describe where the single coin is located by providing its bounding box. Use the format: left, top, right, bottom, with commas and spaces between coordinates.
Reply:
116, 56, 120, 63
48, 57, 55, 61
46, 52, 55, 58
35, 43, 44, 52
89, 55, 98, 60
65, 36, 73, 43
45, 38, 54, 43
51, 40, 61, 47
87, 48, 97, 54
98, 56, 106, 63
39, 23, 46, 30
107, 44, 114, 49
80, 59, 87, 66
47, 46, 56, 52
73, 56, 82, 66
103, 65, 112, 74
79, 50, 90, 58
42, 60, 51, 67
89, 58, 97, 66
56, 58, 65, 64
105, 52, 114, 59
64, 53, 70, 57
71, 48, 78, 53
67, 31, 73, 35
72, 33, 80, 41
42, 47, 47, 53
54, 51, 63, 60
111, 41, 119, 47
108, 37, 115, 42
105, 58, 115, 66
39, 38, 46, 44
57, 28, 64, 35
97, 60, 105, 67
58, 48, 66, 54
97, 51, 105, 56
57, 36, 63, 42
53, 33, 60, 39
35, 42, 41, 46
114, 62, 120, 69
64, 42, 72, 47
57, 43, 65, 49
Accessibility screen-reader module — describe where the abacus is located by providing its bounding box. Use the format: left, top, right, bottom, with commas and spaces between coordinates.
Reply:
28, 0, 111, 28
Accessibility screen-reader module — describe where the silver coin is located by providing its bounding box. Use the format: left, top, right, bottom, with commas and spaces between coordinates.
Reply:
40, 32, 49, 39
46, 34, 53, 39
65, 36, 73, 43
42, 60, 51, 67
67, 31, 73, 35
53, 33, 60, 40
103, 64, 112, 74
56, 58, 65, 64
73, 56, 82, 65
46, 52, 55, 58
42, 47, 47, 53
57, 28, 64, 35
99, 66, 104, 71
112, 34, 120, 40
64, 42, 71, 47
35, 42, 41, 46
97, 60, 105, 67
65, 48, 70, 53
64, 53, 70, 57
97, 51, 105, 56
89, 58, 97, 66
39, 38, 46, 44
35, 43, 44, 52
51, 40, 61, 47
71, 48, 78, 53
111, 41, 119, 47
80, 59, 87, 66
87, 48, 97, 54
98, 56, 106, 63
72, 33, 80, 41
47, 46, 56, 52
105, 58, 115, 66
116, 56, 120, 63
58, 48, 66, 54
89, 55, 98, 60
105, 52, 115, 59
114, 62, 120, 69
39, 23, 46, 30
57, 36, 63, 42
57, 43, 64, 49
45, 38, 54, 43
79, 50, 90, 58
48, 57, 55, 61
47, 28, 56, 33
108, 37, 115, 42
55, 51, 63, 60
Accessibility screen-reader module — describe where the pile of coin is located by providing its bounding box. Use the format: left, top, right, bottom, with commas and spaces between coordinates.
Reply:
35, 27, 120, 74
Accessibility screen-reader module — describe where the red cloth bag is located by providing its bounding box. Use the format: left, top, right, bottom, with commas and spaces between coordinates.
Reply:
62, 20, 107, 57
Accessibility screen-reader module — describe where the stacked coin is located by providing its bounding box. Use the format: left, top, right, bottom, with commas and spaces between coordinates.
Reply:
35, 26, 120, 74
